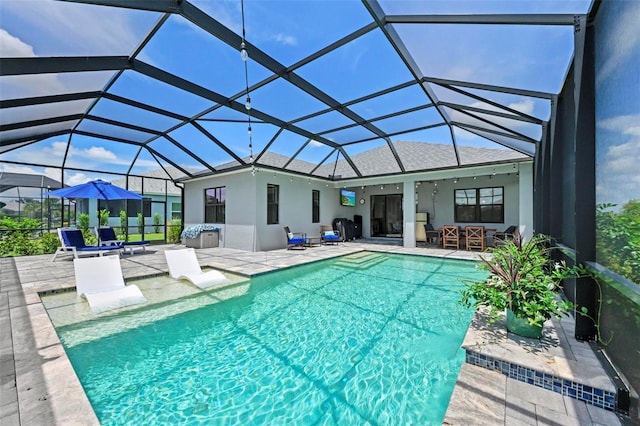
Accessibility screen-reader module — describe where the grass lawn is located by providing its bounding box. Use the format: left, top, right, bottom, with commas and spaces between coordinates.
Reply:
126, 233, 165, 242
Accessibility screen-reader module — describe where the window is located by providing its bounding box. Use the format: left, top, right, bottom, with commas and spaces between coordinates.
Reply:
312, 190, 320, 223
171, 202, 182, 220
99, 199, 124, 217
454, 187, 503, 223
205, 187, 225, 223
267, 184, 279, 224
125, 198, 151, 218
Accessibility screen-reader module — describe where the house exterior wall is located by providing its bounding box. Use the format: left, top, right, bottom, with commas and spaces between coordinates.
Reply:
184, 171, 356, 251
413, 171, 527, 236
183, 164, 532, 251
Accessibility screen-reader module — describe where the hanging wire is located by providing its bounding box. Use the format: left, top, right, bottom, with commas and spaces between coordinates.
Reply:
240, 0, 255, 175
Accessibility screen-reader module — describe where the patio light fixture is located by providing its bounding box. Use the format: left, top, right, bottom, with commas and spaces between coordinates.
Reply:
240, 0, 256, 176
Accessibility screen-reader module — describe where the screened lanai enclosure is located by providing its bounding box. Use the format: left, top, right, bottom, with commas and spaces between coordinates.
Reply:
1, 0, 591, 187
2, 0, 640, 418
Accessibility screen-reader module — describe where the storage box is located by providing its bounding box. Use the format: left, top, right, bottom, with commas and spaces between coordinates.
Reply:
185, 231, 219, 249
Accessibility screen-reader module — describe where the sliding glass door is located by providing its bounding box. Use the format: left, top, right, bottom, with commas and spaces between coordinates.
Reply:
371, 194, 403, 237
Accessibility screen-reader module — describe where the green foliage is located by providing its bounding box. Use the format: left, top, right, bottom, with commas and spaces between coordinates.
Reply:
119, 210, 128, 239
137, 213, 144, 234
459, 234, 587, 328
77, 213, 90, 232
99, 209, 110, 227
153, 212, 161, 233
596, 201, 640, 285
167, 219, 182, 244
39, 231, 60, 254
82, 229, 97, 245
0, 217, 43, 256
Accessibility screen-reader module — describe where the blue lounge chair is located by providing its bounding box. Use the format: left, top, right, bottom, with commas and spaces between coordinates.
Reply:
96, 227, 150, 255
321, 229, 341, 245
284, 226, 307, 250
52, 228, 122, 261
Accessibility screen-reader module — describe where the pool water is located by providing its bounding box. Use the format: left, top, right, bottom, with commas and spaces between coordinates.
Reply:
55, 252, 487, 425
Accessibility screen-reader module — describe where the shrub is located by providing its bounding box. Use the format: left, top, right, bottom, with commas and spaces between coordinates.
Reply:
39, 231, 60, 254
167, 219, 182, 244
119, 210, 128, 239
137, 213, 144, 234
0, 217, 42, 256
99, 209, 110, 227
596, 201, 640, 285
153, 212, 161, 233
459, 233, 587, 328
77, 213, 90, 232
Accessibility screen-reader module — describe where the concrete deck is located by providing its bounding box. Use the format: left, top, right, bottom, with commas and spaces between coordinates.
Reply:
0, 241, 627, 425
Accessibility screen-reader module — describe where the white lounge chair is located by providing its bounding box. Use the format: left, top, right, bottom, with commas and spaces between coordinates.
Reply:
164, 248, 230, 289
73, 256, 147, 314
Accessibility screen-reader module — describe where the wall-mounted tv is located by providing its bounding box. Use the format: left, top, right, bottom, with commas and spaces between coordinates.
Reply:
340, 189, 356, 207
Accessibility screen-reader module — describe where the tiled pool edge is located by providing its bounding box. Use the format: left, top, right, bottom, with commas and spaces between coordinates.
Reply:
2, 261, 100, 426
465, 349, 617, 411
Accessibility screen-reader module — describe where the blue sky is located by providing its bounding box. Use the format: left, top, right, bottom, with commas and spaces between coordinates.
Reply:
594, 0, 640, 209
0, 0, 598, 185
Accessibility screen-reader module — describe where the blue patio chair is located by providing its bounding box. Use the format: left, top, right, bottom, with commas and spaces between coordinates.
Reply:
96, 226, 150, 255
284, 226, 307, 250
321, 229, 341, 245
52, 228, 122, 261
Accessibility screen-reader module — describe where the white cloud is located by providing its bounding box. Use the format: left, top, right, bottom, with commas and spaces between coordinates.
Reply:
82, 146, 118, 162
0, 163, 62, 184
2, 1, 144, 56
65, 172, 92, 186
0, 28, 65, 97
507, 100, 535, 116
605, 140, 637, 171
0, 28, 35, 57
0, 2, 142, 97
597, 1, 640, 83
272, 33, 297, 46
598, 113, 640, 136
309, 140, 324, 147
596, 116, 640, 207
0, 164, 40, 175
43, 167, 62, 182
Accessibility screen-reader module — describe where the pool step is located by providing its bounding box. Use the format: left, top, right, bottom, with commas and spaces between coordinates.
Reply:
334, 252, 386, 270
461, 313, 619, 414
464, 349, 618, 413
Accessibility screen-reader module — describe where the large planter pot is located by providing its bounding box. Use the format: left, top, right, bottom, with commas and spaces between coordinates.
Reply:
506, 309, 543, 339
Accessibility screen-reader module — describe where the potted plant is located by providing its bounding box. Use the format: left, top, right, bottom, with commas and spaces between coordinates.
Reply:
459, 233, 585, 338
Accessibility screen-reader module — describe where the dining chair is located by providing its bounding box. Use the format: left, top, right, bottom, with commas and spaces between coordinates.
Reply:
442, 225, 460, 250
465, 226, 485, 251
424, 223, 441, 246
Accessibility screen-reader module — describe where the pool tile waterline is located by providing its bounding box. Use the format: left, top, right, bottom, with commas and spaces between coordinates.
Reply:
466, 351, 616, 411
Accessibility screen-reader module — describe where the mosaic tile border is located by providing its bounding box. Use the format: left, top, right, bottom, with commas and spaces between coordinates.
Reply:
466, 350, 617, 411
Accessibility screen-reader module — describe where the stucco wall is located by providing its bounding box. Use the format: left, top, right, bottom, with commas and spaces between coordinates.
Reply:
184, 171, 360, 251
414, 172, 525, 234
183, 164, 531, 251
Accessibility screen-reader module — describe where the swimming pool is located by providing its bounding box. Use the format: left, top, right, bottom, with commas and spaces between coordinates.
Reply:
52, 252, 487, 425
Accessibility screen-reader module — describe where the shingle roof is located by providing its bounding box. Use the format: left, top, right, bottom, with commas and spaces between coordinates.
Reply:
193, 140, 528, 181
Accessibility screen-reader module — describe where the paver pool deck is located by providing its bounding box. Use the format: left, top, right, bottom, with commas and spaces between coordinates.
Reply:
0, 240, 627, 425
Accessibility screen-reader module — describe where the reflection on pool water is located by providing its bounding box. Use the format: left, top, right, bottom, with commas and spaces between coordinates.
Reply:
44, 252, 486, 425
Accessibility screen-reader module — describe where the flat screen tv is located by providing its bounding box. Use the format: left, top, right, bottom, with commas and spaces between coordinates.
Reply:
340, 189, 356, 207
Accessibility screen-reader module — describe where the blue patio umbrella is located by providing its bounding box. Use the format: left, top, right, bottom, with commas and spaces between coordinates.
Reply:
46, 179, 142, 200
